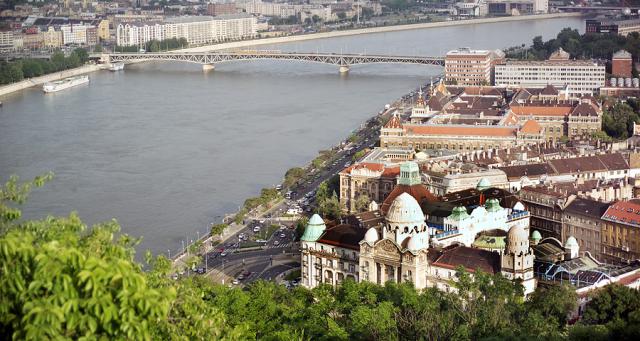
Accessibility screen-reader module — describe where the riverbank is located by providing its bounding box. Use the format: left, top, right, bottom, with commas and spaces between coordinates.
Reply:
180, 12, 583, 53
0, 64, 103, 98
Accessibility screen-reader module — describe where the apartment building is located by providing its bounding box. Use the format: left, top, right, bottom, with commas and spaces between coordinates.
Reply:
494, 49, 605, 96
444, 48, 505, 86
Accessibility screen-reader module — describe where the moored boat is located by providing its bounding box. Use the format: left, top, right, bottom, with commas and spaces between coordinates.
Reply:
108, 62, 125, 71
43, 75, 90, 93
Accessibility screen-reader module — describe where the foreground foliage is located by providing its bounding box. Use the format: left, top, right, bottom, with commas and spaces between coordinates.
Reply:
1, 175, 639, 340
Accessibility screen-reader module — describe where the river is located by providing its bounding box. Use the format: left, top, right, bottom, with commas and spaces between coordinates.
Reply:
0, 17, 584, 257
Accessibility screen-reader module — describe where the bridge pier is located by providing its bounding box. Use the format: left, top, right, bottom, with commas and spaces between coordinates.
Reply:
202, 64, 215, 72
339, 65, 350, 74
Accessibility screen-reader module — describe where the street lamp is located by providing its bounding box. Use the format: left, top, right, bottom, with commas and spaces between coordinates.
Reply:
168, 249, 171, 259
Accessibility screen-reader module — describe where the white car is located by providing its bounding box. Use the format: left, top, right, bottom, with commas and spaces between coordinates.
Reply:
274, 241, 280, 246
280, 233, 286, 238
253, 226, 261, 233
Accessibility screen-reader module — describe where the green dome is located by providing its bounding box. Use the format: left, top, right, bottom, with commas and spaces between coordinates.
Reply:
485, 198, 502, 212
448, 206, 469, 221
301, 214, 326, 242
531, 230, 542, 241
476, 178, 491, 191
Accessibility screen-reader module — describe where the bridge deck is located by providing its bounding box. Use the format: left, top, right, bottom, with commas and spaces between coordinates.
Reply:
106, 51, 445, 67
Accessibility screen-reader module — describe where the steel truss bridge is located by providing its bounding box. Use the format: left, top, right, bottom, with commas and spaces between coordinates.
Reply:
105, 51, 445, 72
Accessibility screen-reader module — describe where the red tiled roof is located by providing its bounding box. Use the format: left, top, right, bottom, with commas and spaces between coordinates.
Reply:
384, 114, 402, 129
317, 224, 368, 250
431, 245, 501, 274
511, 105, 573, 116
602, 201, 640, 228
380, 184, 438, 215
405, 125, 517, 137
520, 120, 543, 134
341, 162, 400, 178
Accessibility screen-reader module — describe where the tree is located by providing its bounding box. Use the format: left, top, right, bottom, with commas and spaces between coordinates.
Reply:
295, 216, 308, 239
72, 48, 89, 64
93, 45, 103, 53
51, 51, 66, 71
354, 193, 370, 212
0, 175, 174, 340
602, 102, 638, 139
210, 223, 227, 237
318, 191, 342, 220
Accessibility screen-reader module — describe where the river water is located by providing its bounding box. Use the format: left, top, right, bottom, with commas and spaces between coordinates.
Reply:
0, 17, 583, 256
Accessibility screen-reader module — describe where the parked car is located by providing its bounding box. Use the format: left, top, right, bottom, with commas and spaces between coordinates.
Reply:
253, 226, 261, 233
220, 252, 227, 257
280, 233, 286, 238
274, 240, 280, 246
232, 279, 239, 285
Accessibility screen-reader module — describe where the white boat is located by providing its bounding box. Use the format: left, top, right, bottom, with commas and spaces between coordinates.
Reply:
108, 62, 124, 71
43, 75, 89, 93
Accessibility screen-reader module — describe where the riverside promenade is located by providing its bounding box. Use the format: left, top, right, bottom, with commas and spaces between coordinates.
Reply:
0, 64, 102, 97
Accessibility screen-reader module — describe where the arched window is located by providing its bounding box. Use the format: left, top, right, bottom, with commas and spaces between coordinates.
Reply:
404, 226, 409, 233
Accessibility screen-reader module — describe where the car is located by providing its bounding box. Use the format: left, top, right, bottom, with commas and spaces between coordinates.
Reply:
256, 239, 267, 244
237, 274, 245, 280
232, 279, 239, 285
274, 240, 280, 246
196, 268, 205, 274
171, 274, 179, 280
243, 270, 251, 276
220, 252, 227, 257
253, 226, 261, 233
280, 233, 286, 238
259, 219, 265, 224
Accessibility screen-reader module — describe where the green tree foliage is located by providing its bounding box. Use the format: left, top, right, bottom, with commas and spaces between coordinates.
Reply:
575, 284, 640, 339
0, 175, 174, 340
354, 193, 370, 212
0, 49, 90, 85
602, 102, 639, 139
211, 223, 227, 237
507, 27, 640, 65
284, 167, 305, 187
115, 38, 189, 53
295, 216, 308, 239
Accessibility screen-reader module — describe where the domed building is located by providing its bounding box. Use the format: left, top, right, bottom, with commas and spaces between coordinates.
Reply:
359, 192, 431, 288
501, 224, 537, 295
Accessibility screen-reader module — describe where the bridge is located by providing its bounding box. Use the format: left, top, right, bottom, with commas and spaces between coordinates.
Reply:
103, 50, 445, 73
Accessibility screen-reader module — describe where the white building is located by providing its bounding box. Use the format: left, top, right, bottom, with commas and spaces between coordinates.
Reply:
60, 24, 95, 45
116, 15, 257, 47
301, 161, 537, 295
494, 60, 606, 96
424, 169, 509, 196
0, 31, 14, 53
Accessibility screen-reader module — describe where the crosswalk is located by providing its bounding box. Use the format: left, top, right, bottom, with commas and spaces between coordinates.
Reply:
264, 242, 293, 250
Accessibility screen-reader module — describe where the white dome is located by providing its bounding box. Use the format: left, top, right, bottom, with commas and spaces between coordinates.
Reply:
507, 224, 529, 254
406, 234, 427, 251
364, 227, 379, 244
368, 200, 379, 212
565, 236, 579, 248
386, 192, 425, 225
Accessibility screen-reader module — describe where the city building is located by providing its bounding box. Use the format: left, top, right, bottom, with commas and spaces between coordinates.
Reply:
508, 90, 602, 141
116, 15, 257, 46
61, 24, 95, 45
612, 50, 633, 78
494, 48, 606, 96
302, 172, 537, 295
444, 48, 505, 86
42, 26, 63, 48
601, 200, 640, 264
586, 18, 640, 36
424, 167, 509, 196
561, 197, 610, 260
339, 162, 399, 213
0, 30, 14, 52
207, 3, 238, 16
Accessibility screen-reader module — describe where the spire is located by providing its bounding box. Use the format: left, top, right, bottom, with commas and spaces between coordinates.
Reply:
416, 87, 426, 107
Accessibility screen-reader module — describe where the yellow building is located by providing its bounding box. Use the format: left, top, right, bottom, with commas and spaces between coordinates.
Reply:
601, 201, 640, 264
42, 27, 62, 48
97, 19, 109, 41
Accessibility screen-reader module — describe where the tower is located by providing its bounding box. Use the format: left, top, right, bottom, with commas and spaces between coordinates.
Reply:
501, 224, 536, 295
